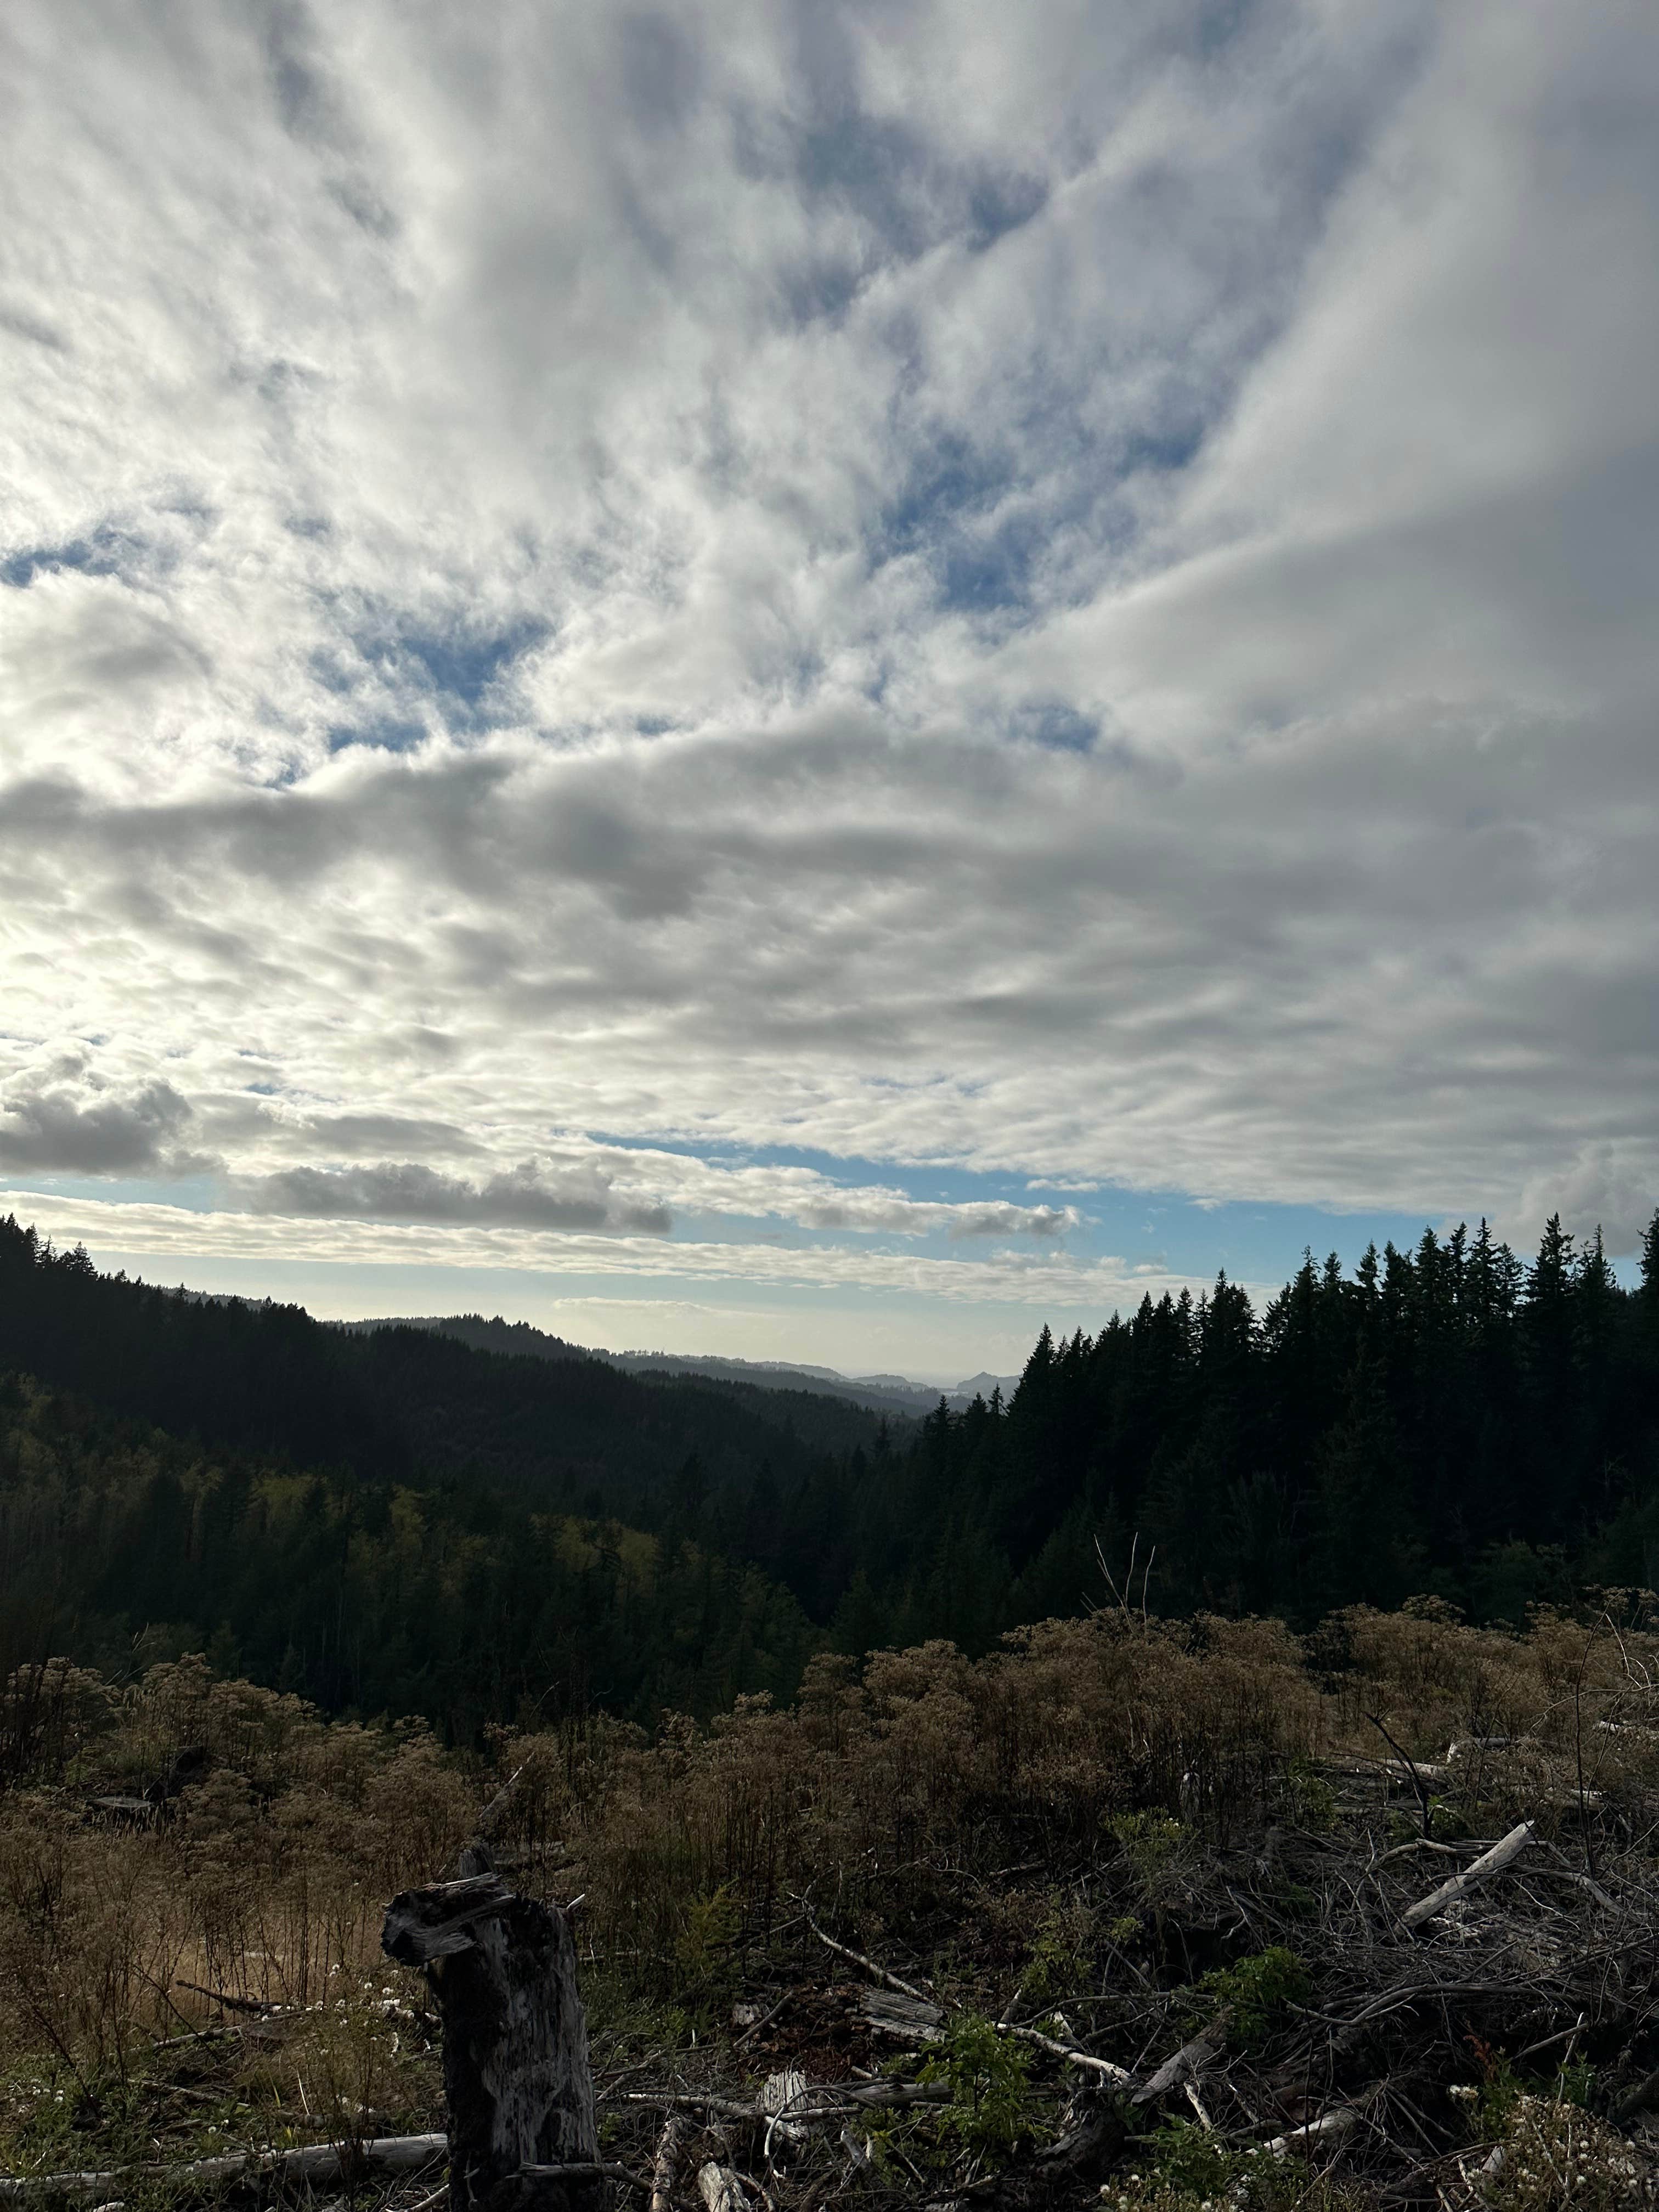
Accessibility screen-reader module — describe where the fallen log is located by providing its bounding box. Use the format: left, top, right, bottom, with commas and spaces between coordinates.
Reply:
0, 2132, 447, 2199
862, 1985, 944, 2042
1132, 2016, 1228, 2106
1400, 1820, 1536, 1932
760, 2067, 811, 2157
520, 2164, 647, 2193
648, 2114, 686, 2212
1263, 2108, 1358, 2158
696, 2163, 748, 2212
624, 2080, 952, 2124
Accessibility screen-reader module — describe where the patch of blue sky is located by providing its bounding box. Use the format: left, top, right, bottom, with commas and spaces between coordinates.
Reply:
1118, 421, 1205, 479
1007, 699, 1099, 752
316, 603, 551, 737
368, 614, 550, 725
599, 1134, 1577, 1296
326, 713, 428, 755
5, 1173, 222, 1213
1, 522, 144, 590
963, 168, 1049, 255
792, 111, 934, 261
872, 397, 1210, 629
778, 256, 865, 330
878, 433, 1010, 562
778, 99, 1049, 275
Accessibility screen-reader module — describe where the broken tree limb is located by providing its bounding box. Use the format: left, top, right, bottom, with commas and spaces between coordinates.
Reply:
1401, 1821, 1536, 1932
0, 2132, 448, 2199
648, 2114, 686, 2212
624, 2081, 951, 2125
176, 1981, 291, 2017
383, 1875, 598, 2212
1263, 2109, 1358, 2158
1365, 1714, 1440, 1835
994, 2017, 1133, 2086
476, 1762, 528, 1841
624, 2090, 766, 2123
1132, 2015, 1228, 2105
803, 1903, 934, 2005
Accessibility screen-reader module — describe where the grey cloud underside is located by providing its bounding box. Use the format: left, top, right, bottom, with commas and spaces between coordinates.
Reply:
247, 1161, 672, 1237
2, 0, 1657, 1276
0, 1068, 211, 1175
3, 686, 1655, 1241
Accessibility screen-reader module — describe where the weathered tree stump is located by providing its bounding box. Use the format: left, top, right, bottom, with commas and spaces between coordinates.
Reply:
383, 1869, 599, 2212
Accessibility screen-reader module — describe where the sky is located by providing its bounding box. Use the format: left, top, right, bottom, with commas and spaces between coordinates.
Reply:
2, 0, 1656, 1383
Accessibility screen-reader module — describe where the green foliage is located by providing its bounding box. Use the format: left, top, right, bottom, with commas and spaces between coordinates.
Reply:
1019, 1900, 1094, 2005
916, 2012, 1034, 2156
1554, 2054, 1594, 2109
1144, 2113, 1239, 2199
0, 1371, 821, 1735
1466, 2036, 1524, 2136
9, 1201, 1659, 1711
1104, 1810, 1186, 1889
1198, 1946, 1311, 2051
1284, 1760, 1339, 1833
673, 1884, 741, 2005
1108, 2119, 1370, 2211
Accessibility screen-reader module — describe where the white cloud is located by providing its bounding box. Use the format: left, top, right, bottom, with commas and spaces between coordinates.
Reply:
1, 0, 1655, 1366
0, 1187, 1180, 1311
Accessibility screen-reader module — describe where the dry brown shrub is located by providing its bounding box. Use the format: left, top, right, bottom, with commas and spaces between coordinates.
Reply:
4, 1600, 1657, 2094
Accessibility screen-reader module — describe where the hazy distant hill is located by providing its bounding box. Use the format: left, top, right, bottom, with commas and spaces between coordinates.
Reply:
0, 1219, 892, 1526
342, 1311, 1017, 1417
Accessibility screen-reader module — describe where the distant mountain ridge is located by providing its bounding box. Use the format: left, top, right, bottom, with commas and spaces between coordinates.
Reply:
337, 1311, 1018, 1417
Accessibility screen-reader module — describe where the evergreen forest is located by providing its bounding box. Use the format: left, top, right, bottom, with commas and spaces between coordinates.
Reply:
1, 1207, 1656, 1733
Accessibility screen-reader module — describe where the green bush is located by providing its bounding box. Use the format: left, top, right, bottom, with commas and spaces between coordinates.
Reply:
1285, 1761, 1339, 1834
1198, 1946, 1310, 2051
1103, 1810, 1186, 1889
917, 2012, 1034, 2156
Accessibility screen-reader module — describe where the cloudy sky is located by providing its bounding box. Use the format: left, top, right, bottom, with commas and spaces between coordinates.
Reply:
2, 0, 1656, 1379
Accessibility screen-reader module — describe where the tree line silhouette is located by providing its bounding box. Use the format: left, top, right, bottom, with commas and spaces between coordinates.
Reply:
1, 1207, 1655, 1731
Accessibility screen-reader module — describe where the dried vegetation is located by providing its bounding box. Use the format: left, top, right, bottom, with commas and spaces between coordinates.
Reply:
3, 1596, 1659, 2209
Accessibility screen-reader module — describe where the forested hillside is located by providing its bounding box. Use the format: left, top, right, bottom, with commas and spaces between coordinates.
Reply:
800, 1213, 1659, 1649
1, 1209, 1657, 1733
0, 1215, 888, 1509
0, 1375, 817, 1733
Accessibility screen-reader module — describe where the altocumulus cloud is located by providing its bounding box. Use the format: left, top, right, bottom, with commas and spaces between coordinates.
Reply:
1, 0, 1657, 1357
246, 1160, 673, 1237
0, 1061, 213, 1177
